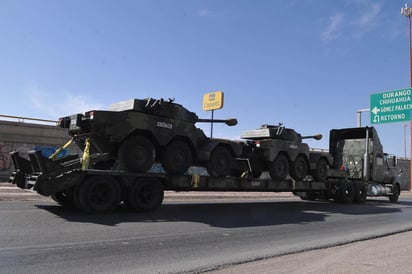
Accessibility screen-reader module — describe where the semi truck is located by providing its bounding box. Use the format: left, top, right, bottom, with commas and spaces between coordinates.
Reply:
8, 99, 403, 214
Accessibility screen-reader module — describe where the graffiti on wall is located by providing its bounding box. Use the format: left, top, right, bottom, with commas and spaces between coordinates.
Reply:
0, 143, 11, 171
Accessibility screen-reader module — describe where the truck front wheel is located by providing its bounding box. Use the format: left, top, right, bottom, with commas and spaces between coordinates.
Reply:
119, 136, 155, 172
389, 184, 400, 203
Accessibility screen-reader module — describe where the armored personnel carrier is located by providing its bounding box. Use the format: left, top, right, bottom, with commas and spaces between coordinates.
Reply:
239, 124, 330, 181
58, 98, 241, 177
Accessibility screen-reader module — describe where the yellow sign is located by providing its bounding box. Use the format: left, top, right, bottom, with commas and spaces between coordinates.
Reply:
203, 91, 224, 111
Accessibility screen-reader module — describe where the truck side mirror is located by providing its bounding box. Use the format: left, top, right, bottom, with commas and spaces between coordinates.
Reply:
392, 156, 397, 167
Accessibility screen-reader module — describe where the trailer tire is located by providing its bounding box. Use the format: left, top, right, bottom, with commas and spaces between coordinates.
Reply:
77, 176, 121, 214
127, 180, 164, 212
269, 154, 289, 180
51, 192, 76, 208
336, 182, 355, 204
119, 136, 155, 172
289, 155, 308, 181
73, 186, 82, 210
312, 158, 328, 181
295, 191, 317, 201
207, 146, 232, 177
252, 171, 262, 178
161, 140, 192, 175
389, 184, 400, 203
354, 183, 367, 203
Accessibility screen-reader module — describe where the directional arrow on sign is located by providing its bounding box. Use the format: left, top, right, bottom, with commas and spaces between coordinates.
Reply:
372, 106, 380, 115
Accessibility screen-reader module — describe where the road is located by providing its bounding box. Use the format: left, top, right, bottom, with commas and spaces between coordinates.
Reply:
1, 193, 412, 274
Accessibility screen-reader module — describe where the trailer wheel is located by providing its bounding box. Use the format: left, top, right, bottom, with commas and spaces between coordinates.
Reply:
289, 155, 308, 181
335, 182, 355, 204
161, 140, 192, 175
77, 176, 121, 214
72, 186, 82, 210
269, 154, 289, 180
295, 191, 317, 201
312, 158, 328, 181
354, 183, 367, 203
127, 180, 164, 212
119, 136, 155, 172
252, 171, 262, 178
207, 146, 232, 177
389, 184, 400, 203
51, 192, 76, 208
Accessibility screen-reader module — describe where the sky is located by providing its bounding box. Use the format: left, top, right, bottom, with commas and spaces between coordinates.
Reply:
0, 0, 412, 157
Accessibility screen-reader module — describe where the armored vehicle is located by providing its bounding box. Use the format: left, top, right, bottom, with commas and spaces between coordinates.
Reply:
239, 124, 329, 181
58, 98, 242, 177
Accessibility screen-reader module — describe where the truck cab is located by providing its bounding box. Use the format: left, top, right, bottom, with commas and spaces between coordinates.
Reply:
329, 127, 402, 201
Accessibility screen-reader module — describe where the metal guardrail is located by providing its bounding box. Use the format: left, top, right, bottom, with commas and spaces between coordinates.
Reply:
0, 114, 57, 124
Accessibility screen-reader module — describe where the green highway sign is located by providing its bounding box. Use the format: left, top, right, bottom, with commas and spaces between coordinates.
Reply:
370, 88, 412, 124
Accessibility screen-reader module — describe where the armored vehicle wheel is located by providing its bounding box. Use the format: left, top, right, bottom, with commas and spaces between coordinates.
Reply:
207, 146, 233, 177
119, 136, 155, 172
269, 154, 289, 180
290, 155, 308, 181
127, 180, 164, 212
161, 140, 192, 174
77, 176, 121, 213
312, 158, 328, 181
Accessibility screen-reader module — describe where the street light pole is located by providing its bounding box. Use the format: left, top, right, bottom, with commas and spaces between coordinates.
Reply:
401, 4, 412, 86
356, 108, 370, 127
401, 3, 412, 189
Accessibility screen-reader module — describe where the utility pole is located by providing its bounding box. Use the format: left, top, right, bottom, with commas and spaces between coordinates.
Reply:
401, 3, 412, 189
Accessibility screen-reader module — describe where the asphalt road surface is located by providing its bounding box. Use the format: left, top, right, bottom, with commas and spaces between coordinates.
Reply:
1, 193, 412, 274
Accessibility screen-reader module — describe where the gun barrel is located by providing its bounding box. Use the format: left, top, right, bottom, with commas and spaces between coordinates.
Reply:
301, 134, 323, 140
197, 118, 238, 126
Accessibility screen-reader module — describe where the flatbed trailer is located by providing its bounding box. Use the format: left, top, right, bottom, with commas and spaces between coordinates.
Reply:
9, 147, 400, 214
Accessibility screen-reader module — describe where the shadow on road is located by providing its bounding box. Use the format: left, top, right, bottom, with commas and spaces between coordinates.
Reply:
35, 198, 407, 227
